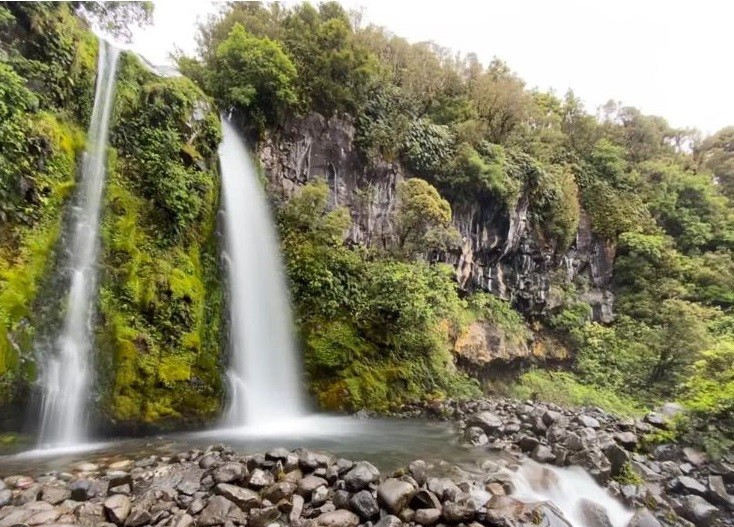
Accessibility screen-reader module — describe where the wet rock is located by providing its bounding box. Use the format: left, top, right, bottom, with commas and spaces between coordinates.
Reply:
464, 426, 488, 446
106, 470, 132, 488
414, 508, 441, 526
14, 483, 41, 505
109, 460, 135, 472
378, 479, 415, 515
316, 509, 360, 527
542, 410, 562, 426
579, 498, 613, 527
602, 443, 629, 477
671, 476, 708, 496
682, 448, 708, 467
336, 459, 354, 475
298, 475, 328, 497
468, 411, 503, 433
519, 435, 540, 452
212, 462, 245, 484
343, 462, 380, 492
311, 484, 329, 506
332, 489, 351, 510
104, 494, 131, 525
677, 495, 719, 526
289, 494, 305, 524
531, 445, 556, 464
374, 514, 402, 527
215, 483, 261, 511
349, 490, 379, 521
198, 496, 247, 526
198, 454, 219, 470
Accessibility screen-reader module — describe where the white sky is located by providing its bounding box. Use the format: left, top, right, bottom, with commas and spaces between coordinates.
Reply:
130, 0, 734, 135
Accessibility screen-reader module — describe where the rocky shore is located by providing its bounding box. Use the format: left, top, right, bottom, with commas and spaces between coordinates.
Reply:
0, 399, 731, 527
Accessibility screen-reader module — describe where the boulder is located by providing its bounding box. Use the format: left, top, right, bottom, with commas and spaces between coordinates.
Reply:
615, 432, 638, 450
579, 498, 613, 527
442, 502, 475, 523
343, 462, 380, 492
349, 490, 379, 521
644, 412, 667, 428
627, 508, 663, 527
602, 443, 629, 477
531, 445, 556, 464
262, 481, 297, 503
408, 460, 427, 486
519, 435, 540, 452
677, 495, 719, 527
0, 489, 12, 507
298, 475, 328, 497
215, 483, 261, 510
123, 509, 151, 527
468, 411, 503, 433
316, 509, 360, 527
212, 462, 245, 484
542, 410, 562, 426
574, 415, 600, 429
198, 496, 247, 526
248, 468, 274, 488
41, 486, 70, 505
671, 476, 708, 496
426, 478, 461, 502
374, 515, 403, 527
414, 508, 442, 526
378, 478, 415, 515
707, 475, 734, 509
104, 494, 131, 525
249, 506, 280, 527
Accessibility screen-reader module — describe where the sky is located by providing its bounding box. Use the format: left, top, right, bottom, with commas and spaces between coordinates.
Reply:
130, 0, 734, 135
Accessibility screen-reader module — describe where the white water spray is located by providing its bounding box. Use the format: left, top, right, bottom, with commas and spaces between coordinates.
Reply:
38, 40, 119, 447
218, 117, 304, 426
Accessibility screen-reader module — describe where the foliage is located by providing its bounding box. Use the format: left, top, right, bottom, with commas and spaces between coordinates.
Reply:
466, 293, 530, 345
393, 178, 459, 259
209, 23, 297, 129
74, 1, 153, 42
510, 370, 644, 417
401, 120, 455, 176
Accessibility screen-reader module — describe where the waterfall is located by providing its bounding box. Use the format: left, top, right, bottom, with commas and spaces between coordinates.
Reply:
37, 40, 120, 447
218, 117, 304, 427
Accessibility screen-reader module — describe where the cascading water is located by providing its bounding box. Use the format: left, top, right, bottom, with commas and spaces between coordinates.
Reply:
37, 40, 120, 447
218, 117, 304, 427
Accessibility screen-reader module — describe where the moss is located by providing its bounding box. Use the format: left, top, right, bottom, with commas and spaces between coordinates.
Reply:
613, 462, 644, 486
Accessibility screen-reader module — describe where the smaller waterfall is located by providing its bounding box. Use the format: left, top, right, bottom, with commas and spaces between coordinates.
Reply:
37, 40, 120, 447
218, 117, 304, 427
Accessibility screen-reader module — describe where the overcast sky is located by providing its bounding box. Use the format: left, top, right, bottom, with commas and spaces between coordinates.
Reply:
130, 0, 733, 135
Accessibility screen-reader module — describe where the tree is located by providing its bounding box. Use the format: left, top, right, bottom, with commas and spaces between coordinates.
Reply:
74, 1, 153, 42
209, 23, 297, 128
697, 127, 734, 201
393, 178, 459, 258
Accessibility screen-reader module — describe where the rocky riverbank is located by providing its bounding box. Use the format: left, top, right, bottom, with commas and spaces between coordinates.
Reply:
397, 398, 734, 527
0, 399, 732, 527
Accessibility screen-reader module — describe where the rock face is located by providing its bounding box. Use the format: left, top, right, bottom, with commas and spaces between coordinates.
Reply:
258, 113, 615, 323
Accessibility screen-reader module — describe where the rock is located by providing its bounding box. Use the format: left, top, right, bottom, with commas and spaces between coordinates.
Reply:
263, 481, 297, 503
468, 411, 503, 432
464, 426, 488, 446
298, 475, 328, 497
316, 509, 360, 527
249, 468, 274, 488
414, 508, 441, 526
0, 489, 12, 507
198, 496, 247, 526
531, 445, 556, 463
682, 447, 708, 467
106, 470, 132, 487
171, 512, 195, 527
349, 490, 379, 521
104, 494, 131, 525
602, 443, 629, 477
615, 432, 638, 450
542, 410, 562, 426
426, 478, 461, 502
519, 435, 540, 452
215, 483, 261, 511
575, 415, 600, 428
249, 506, 280, 527
289, 494, 305, 524
212, 462, 245, 484
408, 460, 427, 486
671, 476, 708, 496
332, 490, 351, 510
311, 484, 329, 506
410, 489, 442, 510
266, 448, 290, 461
627, 508, 663, 527
564, 432, 584, 452
644, 412, 667, 428
123, 509, 151, 527
343, 462, 380, 492
39, 486, 70, 506
442, 502, 475, 523
374, 515, 402, 527
660, 402, 685, 417
69, 479, 94, 501
109, 460, 134, 472
26, 508, 61, 525
707, 475, 734, 509
678, 495, 719, 526
579, 498, 613, 527
378, 479, 415, 515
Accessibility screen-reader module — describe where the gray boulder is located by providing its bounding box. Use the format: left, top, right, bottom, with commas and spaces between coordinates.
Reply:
349, 489, 379, 520
104, 494, 131, 525
316, 509, 360, 527
198, 496, 247, 526
343, 461, 380, 492
215, 483, 261, 510
468, 411, 503, 433
378, 478, 415, 515
678, 495, 719, 527
414, 508, 441, 526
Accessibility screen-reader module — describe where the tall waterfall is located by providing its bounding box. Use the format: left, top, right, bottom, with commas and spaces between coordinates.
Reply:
219, 117, 304, 427
38, 41, 120, 447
